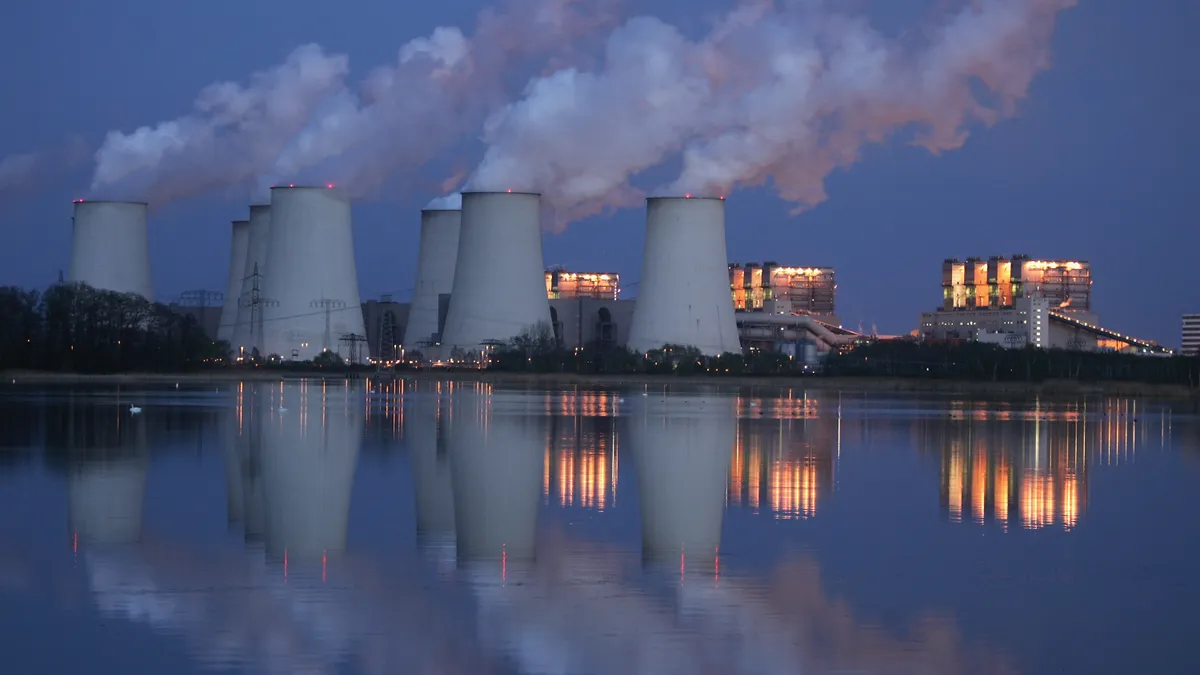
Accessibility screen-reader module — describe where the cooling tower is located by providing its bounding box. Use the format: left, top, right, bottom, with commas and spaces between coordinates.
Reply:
230, 204, 271, 356
261, 187, 365, 361
403, 208, 462, 351
68, 200, 153, 300
449, 390, 546, 562
627, 197, 741, 356
625, 394, 734, 566
441, 192, 552, 352
68, 458, 149, 545
217, 219, 251, 343
259, 381, 362, 561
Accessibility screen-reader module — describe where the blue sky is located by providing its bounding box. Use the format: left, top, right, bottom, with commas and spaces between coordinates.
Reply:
0, 0, 1196, 345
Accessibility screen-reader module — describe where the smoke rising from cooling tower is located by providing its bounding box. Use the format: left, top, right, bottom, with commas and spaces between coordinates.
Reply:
469, 0, 1079, 223
88, 0, 618, 205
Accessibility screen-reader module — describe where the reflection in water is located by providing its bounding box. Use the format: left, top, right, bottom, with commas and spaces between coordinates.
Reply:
626, 393, 734, 567
926, 397, 1176, 531
406, 381, 457, 566
545, 414, 618, 511
258, 380, 362, 561
729, 404, 839, 520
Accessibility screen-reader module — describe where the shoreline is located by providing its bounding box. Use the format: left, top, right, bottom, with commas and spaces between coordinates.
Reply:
2, 369, 1197, 399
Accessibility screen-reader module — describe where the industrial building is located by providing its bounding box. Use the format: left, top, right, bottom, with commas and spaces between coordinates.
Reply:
403, 208, 461, 353
920, 256, 1170, 355
68, 200, 153, 300
546, 268, 620, 300
729, 262, 837, 323
1184, 314, 1200, 356
441, 191, 553, 354
941, 255, 1096, 323
216, 219, 250, 343
260, 187, 366, 361
628, 196, 742, 356
363, 295, 410, 362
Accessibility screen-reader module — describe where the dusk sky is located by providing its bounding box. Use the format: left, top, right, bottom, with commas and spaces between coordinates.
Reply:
0, 0, 1196, 346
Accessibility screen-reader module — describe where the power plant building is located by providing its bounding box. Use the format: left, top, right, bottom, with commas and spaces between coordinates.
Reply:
730, 262, 838, 327
260, 186, 365, 361
545, 269, 619, 300
68, 200, 153, 300
941, 256, 1094, 321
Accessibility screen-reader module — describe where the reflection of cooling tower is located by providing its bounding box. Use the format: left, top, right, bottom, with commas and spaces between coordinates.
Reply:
223, 416, 244, 523
441, 192, 552, 351
407, 395, 456, 543
627, 197, 741, 355
68, 200, 153, 300
403, 209, 461, 350
627, 395, 734, 565
231, 204, 270, 354
259, 382, 362, 560
68, 459, 149, 545
449, 391, 546, 561
217, 219, 251, 343
261, 187, 365, 360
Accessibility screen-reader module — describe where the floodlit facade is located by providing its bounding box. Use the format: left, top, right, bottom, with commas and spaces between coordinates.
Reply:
625, 394, 734, 565
449, 389, 546, 562
942, 255, 1093, 317
441, 192, 552, 353
921, 296, 1051, 349
403, 208, 461, 350
231, 204, 271, 356
1183, 314, 1200, 356
217, 219, 251, 343
628, 197, 741, 356
261, 187, 365, 361
258, 380, 362, 560
545, 269, 620, 300
729, 262, 836, 319
68, 200, 153, 300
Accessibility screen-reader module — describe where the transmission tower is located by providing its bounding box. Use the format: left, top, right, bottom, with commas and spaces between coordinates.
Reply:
377, 293, 396, 363
240, 263, 276, 357
339, 333, 368, 366
311, 298, 346, 352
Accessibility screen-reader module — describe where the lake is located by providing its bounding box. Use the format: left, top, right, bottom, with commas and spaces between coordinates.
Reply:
0, 379, 1197, 675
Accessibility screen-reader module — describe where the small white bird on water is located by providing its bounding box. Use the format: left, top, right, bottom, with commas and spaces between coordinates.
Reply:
278, 406, 288, 413
129, 405, 142, 414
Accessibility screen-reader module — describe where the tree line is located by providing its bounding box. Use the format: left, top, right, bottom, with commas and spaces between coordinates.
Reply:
479, 323, 1200, 387
0, 283, 225, 373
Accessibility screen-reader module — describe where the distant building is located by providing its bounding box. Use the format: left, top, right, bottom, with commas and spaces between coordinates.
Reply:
361, 296, 409, 361
168, 290, 222, 341
545, 269, 619, 300
1183, 314, 1200, 356
921, 296, 1052, 349
729, 262, 838, 325
941, 255, 1096, 324
549, 298, 634, 351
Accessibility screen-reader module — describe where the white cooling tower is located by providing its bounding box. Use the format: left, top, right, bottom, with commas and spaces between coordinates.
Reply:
441, 192, 552, 352
230, 204, 271, 356
402, 208, 461, 350
261, 187, 365, 360
449, 390, 546, 562
68, 458, 149, 545
68, 200, 153, 300
259, 381, 362, 560
627, 197, 741, 356
217, 219, 251, 343
626, 394, 734, 566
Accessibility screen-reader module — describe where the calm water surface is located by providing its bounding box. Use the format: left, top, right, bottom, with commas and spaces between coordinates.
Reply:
1, 380, 1198, 675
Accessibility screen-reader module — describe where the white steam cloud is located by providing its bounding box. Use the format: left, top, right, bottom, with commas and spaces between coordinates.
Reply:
469, 0, 1080, 225
425, 192, 463, 210
89, 0, 618, 205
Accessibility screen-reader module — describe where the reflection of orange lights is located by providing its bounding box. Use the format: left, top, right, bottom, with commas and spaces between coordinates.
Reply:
947, 450, 964, 523
544, 423, 616, 512
1020, 471, 1056, 530
769, 458, 819, 520
1061, 472, 1079, 531
971, 447, 987, 524
994, 462, 1010, 529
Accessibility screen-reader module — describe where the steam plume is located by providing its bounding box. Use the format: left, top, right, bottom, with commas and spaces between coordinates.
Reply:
469, 0, 1079, 224
89, 0, 618, 205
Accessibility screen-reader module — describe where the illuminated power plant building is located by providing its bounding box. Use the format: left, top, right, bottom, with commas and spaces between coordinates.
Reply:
919, 255, 1170, 355
545, 268, 620, 300
729, 263, 838, 323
